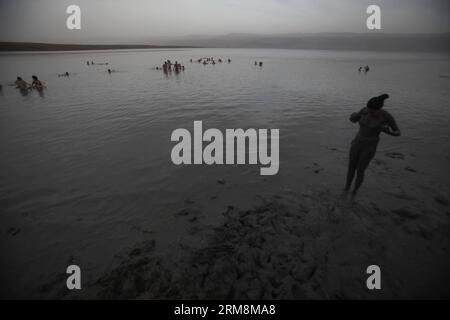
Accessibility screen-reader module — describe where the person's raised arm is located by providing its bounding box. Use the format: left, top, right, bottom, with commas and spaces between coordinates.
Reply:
349, 108, 364, 123
382, 111, 401, 136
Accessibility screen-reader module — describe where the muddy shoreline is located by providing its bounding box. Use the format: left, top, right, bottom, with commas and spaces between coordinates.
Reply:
49, 188, 450, 300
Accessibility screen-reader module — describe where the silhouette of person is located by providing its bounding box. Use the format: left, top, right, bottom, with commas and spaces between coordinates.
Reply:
31, 75, 43, 89
15, 77, 30, 89
344, 94, 401, 198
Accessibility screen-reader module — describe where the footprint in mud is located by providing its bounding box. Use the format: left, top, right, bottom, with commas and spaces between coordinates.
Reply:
392, 208, 420, 219
434, 195, 449, 206
312, 162, 324, 174
373, 158, 386, 166
404, 166, 417, 173
386, 192, 416, 201
385, 152, 405, 160
6, 227, 21, 236
175, 207, 202, 223
129, 248, 142, 257
176, 209, 190, 216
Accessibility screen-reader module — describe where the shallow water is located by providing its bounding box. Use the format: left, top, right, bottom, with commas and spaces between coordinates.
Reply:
0, 48, 449, 297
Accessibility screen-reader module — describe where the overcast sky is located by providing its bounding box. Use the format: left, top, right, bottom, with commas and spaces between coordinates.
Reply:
0, 0, 448, 43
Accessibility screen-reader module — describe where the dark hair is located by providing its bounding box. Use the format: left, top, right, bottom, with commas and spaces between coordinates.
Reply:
32, 75, 38, 80
17, 76, 22, 81
367, 94, 389, 110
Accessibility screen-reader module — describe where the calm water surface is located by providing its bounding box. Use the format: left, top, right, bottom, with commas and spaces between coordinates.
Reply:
0, 48, 449, 297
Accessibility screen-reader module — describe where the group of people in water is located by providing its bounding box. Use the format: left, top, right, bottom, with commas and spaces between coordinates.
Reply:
156, 57, 233, 74
87, 60, 109, 66
155, 57, 265, 75
86, 60, 115, 74
1, 75, 47, 96
155, 57, 264, 74
193, 57, 232, 65
358, 65, 370, 73
12, 75, 44, 93
14, 75, 44, 90
156, 60, 185, 74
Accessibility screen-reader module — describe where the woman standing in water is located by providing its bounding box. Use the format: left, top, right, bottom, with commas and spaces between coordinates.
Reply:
344, 94, 401, 198
31, 75, 43, 89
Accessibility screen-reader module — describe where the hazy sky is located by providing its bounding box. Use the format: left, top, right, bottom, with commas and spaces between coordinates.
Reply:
0, 0, 449, 43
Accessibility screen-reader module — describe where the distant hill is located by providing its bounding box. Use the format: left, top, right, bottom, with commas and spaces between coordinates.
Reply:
151, 32, 450, 53
0, 42, 195, 52
1, 33, 449, 52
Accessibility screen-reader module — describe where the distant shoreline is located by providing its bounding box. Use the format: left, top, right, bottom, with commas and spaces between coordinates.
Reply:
0, 42, 198, 52
1, 33, 449, 53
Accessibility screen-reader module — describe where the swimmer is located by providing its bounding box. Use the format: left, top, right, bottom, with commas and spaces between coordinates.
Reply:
344, 94, 401, 199
14, 77, 31, 90
174, 61, 181, 73
259, 62, 263, 67
31, 75, 44, 89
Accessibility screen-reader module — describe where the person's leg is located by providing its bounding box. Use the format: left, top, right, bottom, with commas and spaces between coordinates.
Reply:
345, 142, 359, 191
352, 145, 377, 196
